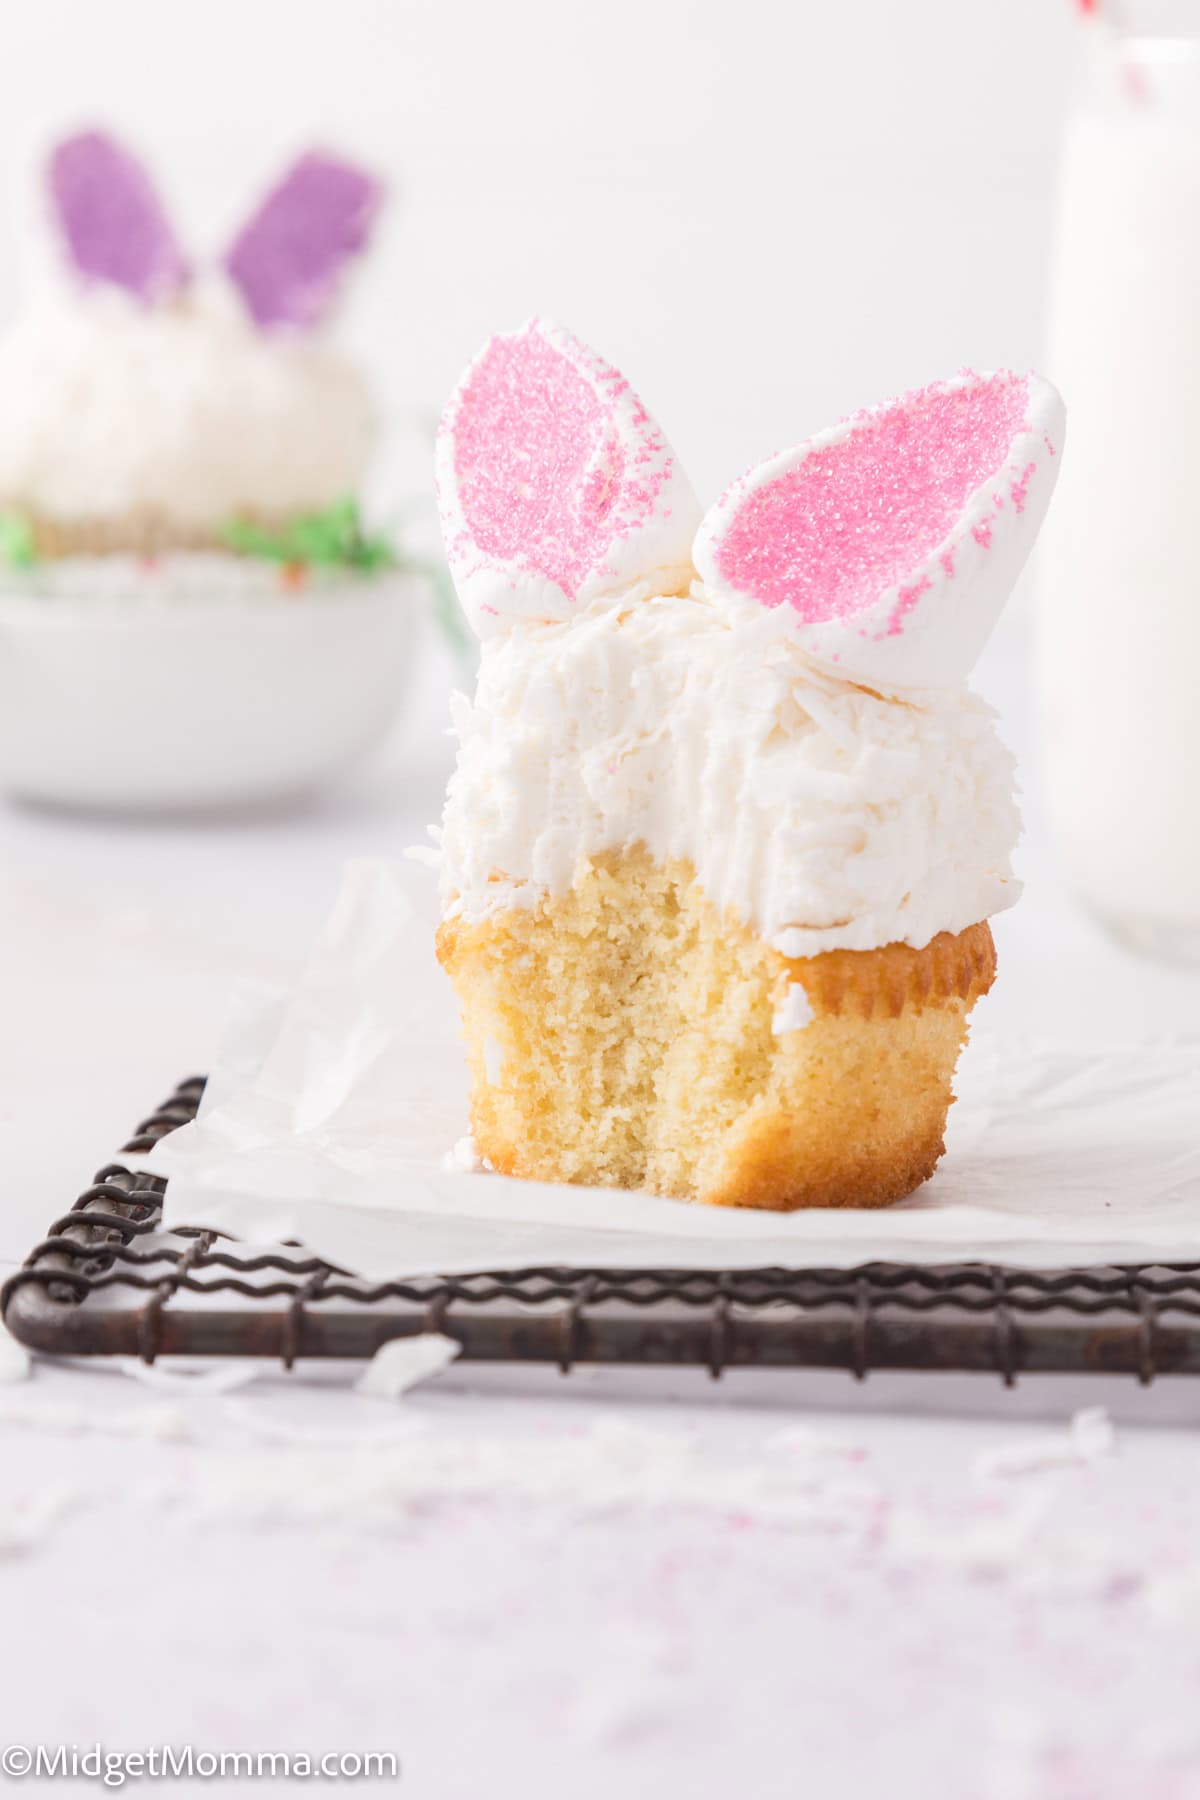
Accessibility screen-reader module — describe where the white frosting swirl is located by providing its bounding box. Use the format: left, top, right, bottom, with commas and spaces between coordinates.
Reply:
438, 583, 1020, 956
0, 278, 372, 528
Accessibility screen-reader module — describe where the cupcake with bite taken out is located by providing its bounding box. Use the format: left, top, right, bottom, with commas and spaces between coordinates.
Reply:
431, 321, 1065, 1211
0, 130, 423, 811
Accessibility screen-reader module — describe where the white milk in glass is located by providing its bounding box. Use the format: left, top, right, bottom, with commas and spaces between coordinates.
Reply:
1042, 23, 1200, 964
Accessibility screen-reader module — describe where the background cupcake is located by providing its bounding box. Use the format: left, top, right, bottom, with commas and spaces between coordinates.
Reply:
0, 130, 430, 810
0, 129, 390, 579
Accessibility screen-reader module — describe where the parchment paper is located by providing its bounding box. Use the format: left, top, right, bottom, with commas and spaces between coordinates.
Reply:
138, 862, 1200, 1277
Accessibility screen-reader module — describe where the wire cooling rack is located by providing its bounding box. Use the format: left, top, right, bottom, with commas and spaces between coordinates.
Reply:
5, 1079, 1200, 1384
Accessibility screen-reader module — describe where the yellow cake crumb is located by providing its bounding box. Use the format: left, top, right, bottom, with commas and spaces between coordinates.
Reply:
437, 849, 995, 1211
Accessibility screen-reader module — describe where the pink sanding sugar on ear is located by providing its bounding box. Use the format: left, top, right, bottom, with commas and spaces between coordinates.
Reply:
708, 375, 1028, 625
452, 327, 630, 597
694, 369, 1066, 692
435, 320, 701, 637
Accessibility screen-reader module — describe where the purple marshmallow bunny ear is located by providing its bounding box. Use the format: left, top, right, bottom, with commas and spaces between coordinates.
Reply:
224, 150, 383, 331
48, 130, 189, 303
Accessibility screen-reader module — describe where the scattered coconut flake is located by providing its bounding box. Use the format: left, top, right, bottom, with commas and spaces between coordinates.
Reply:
354, 1334, 461, 1401
222, 1398, 427, 1451
114, 1357, 262, 1395
1071, 1405, 1117, 1461
764, 1424, 866, 1462
771, 981, 814, 1036
126, 1413, 891, 1542
586, 1415, 696, 1459
973, 1407, 1116, 1480
889, 1489, 1051, 1581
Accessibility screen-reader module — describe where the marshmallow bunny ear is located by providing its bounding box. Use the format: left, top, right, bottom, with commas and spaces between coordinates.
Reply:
694, 371, 1065, 691
48, 131, 188, 304
224, 150, 382, 331
435, 319, 701, 637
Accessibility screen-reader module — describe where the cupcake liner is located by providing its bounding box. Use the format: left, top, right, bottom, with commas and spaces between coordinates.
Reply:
781, 922, 997, 1022
25, 509, 225, 558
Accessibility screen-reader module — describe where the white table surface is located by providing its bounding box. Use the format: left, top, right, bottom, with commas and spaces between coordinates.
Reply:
3, 617, 1200, 1800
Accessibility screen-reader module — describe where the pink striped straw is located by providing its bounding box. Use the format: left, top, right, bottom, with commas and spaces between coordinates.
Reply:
1072, 0, 1150, 104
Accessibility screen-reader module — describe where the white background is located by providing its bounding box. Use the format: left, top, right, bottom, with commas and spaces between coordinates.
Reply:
0, 0, 1077, 502
5, 7, 1200, 1798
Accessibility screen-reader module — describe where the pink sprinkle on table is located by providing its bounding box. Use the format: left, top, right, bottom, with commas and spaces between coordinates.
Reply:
450, 324, 672, 600
715, 373, 1029, 625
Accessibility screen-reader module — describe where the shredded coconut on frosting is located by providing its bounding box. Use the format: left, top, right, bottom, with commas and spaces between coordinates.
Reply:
437, 581, 1020, 957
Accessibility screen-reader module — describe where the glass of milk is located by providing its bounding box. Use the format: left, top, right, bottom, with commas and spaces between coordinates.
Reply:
1041, 4, 1200, 965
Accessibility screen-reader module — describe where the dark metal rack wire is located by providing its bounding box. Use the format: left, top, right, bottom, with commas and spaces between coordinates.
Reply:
4, 1079, 1200, 1384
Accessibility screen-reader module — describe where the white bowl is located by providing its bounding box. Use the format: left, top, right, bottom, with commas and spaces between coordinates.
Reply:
0, 574, 424, 811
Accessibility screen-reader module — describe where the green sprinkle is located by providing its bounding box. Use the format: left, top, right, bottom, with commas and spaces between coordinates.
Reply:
0, 511, 37, 568
220, 498, 396, 572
